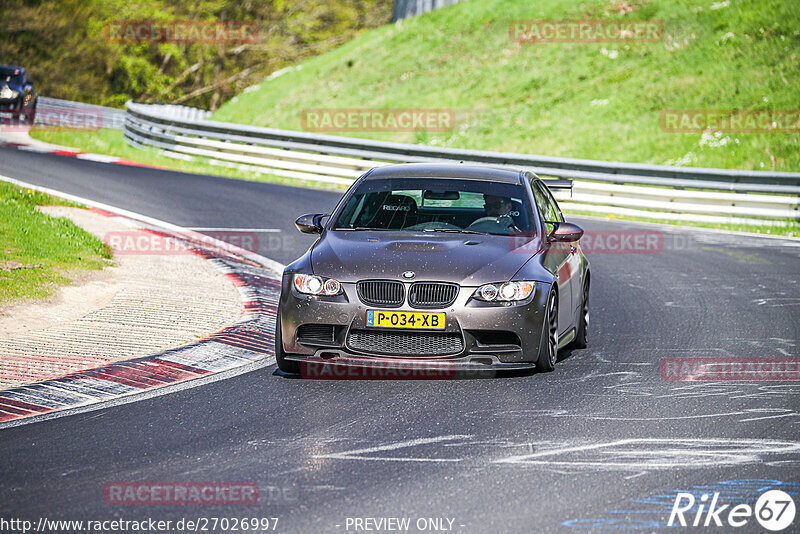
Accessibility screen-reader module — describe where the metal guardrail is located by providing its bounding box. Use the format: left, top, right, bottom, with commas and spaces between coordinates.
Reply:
125, 103, 212, 122
392, 0, 467, 22
37, 97, 127, 129
36, 98, 211, 130
123, 101, 800, 226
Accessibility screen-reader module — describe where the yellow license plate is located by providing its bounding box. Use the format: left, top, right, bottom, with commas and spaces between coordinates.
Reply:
366, 310, 446, 330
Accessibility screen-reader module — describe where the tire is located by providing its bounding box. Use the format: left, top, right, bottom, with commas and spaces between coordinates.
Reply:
274, 314, 301, 374
536, 289, 559, 372
568, 277, 589, 350
19, 102, 34, 125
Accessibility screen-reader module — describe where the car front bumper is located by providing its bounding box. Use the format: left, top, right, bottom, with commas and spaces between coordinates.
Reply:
278, 273, 549, 371
0, 97, 25, 112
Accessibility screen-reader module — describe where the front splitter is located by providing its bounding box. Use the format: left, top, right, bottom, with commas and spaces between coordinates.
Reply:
285, 352, 536, 379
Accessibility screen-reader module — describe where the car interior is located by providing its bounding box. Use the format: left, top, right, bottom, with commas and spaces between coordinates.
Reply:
336, 189, 532, 235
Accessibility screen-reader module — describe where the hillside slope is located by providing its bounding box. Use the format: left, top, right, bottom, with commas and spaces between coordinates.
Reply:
1, 0, 390, 109
212, 0, 800, 171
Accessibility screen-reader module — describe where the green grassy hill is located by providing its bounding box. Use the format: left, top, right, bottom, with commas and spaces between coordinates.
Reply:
212, 0, 800, 171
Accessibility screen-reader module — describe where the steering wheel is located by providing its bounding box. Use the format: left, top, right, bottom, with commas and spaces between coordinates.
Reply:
467, 215, 517, 233
406, 221, 461, 231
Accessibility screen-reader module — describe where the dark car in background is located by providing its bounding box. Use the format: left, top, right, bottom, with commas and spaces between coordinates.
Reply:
0, 65, 37, 124
276, 163, 590, 376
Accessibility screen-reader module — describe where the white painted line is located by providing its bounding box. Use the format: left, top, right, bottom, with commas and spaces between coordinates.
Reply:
563, 410, 782, 422
739, 412, 800, 423
16, 145, 57, 153
495, 440, 629, 462
314, 435, 472, 463
493, 438, 800, 471
76, 153, 120, 163
187, 227, 282, 232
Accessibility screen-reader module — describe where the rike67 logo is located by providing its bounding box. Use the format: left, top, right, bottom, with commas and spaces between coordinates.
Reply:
669, 489, 796, 530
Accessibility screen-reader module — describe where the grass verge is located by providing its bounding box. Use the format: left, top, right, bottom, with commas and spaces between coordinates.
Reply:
0, 180, 113, 305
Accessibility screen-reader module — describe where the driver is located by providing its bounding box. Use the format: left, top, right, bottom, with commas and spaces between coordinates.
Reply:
482, 194, 519, 231
483, 195, 513, 218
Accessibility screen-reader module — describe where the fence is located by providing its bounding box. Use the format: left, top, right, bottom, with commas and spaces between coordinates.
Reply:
36, 97, 126, 129
122, 101, 800, 226
35, 98, 211, 130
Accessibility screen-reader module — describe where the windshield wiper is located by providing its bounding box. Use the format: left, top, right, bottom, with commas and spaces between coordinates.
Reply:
424, 228, 488, 235
337, 227, 393, 231
338, 227, 488, 235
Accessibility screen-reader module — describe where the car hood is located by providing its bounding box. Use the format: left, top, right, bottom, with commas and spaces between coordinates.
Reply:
0, 79, 24, 92
311, 231, 540, 286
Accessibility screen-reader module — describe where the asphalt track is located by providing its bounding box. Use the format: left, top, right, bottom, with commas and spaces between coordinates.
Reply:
1, 145, 799, 533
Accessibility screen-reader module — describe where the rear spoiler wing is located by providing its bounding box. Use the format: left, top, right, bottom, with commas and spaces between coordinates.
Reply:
541, 179, 573, 195
542, 179, 573, 189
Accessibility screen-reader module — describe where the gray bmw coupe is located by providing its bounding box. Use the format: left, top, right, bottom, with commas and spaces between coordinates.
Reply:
276, 163, 589, 376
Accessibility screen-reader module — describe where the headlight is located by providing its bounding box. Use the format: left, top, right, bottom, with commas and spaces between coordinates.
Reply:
0, 87, 18, 99
474, 281, 535, 302
293, 273, 342, 296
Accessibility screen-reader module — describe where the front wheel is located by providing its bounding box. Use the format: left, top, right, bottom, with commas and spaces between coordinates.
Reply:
274, 314, 300, 374
536, 290, 559, 372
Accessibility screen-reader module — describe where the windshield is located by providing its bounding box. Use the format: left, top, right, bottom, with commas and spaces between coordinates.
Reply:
331, 177, 535, 236
0, 68, 23, 85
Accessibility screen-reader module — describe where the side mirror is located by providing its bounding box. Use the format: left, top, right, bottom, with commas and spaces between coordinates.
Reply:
295, 213, 327, 234
548, 221, 584, 242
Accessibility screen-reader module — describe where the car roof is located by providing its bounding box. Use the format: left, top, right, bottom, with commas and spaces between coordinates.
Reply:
363, 163, 523, 184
